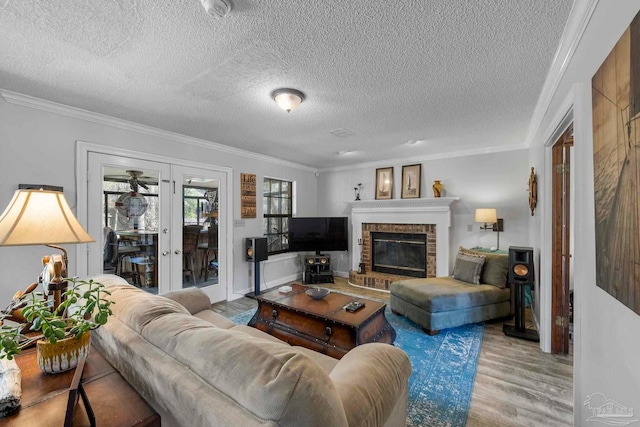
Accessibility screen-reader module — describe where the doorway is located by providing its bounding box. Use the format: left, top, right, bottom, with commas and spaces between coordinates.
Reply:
78, 143, 231, 303
551, 125, 574, 355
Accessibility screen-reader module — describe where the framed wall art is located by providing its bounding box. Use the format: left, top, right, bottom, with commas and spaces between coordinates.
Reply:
240, 173, 257, 218
401, 164, 421, 199
375, 167, 393, 200
592, 11, 640, 315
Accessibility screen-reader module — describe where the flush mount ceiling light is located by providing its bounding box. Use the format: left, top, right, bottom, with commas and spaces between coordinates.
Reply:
271, 88, 305, 113
200, 0, 232, 17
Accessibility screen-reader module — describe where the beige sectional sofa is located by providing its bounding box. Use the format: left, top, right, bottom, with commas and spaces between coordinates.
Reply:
89, 275, 412, 427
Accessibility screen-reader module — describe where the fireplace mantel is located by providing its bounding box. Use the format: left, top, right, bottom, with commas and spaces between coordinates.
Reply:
348, 197, 459, 211
350, 197, 459, 277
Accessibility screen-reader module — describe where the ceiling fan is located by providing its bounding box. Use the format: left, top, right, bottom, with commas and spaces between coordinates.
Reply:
104, 169, 157, 189
113, 170, 150, 223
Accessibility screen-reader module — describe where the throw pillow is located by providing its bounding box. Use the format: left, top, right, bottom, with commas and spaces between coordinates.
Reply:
452, 251, 485, 285
460, 247, 508, 288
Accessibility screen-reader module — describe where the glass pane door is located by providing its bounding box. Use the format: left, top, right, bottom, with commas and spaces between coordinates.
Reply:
87, 153, 171, 294
172, 165, 227, 303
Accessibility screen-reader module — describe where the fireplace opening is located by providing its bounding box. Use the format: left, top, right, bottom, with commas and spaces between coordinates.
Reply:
371, 232, 427, 278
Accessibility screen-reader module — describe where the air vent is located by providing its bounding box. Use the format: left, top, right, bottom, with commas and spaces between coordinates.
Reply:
329, 128, 355, 137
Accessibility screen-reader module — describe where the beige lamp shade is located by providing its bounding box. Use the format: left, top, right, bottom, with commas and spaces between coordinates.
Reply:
0, 189, 94, 246
474, 208, 498, 224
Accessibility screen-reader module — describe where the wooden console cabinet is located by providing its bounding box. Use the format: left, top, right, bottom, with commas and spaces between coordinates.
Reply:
0, 345, 159, 427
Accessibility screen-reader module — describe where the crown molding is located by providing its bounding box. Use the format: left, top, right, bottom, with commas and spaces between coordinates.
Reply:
318, 143, 528, 173
523, 0, 599, 148
0, 89, 316, 173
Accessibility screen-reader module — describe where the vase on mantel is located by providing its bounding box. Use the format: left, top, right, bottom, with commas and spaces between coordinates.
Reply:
432, 180, 444, 198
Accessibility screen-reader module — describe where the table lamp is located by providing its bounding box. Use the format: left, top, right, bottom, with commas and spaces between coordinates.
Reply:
0, 188, 95, 309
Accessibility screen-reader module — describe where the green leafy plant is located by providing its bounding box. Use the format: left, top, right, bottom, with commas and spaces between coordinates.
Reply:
0, 277, 113, 360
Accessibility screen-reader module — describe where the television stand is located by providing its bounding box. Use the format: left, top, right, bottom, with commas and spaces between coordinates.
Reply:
309, 271, 334, 284
303, 254, 333, 284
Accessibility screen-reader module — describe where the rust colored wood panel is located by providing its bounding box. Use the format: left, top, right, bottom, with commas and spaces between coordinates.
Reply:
551, 126, 573, 355
562, 140, 571, 354
551, 142, 564, 355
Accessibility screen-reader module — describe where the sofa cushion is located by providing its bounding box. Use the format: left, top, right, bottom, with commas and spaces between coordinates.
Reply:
460, 247, 509, 288
452, 251, 485, 284
293, 346, 340, 374
194, 310, 237, 329
161, 287, 213, 314
141, 314, 348, 425
390, 276, 510, 312
106, 284, 190, 333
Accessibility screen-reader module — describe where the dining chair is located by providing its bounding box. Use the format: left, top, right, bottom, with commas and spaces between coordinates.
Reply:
198, 226, 219, 281
183, 225, 202, 286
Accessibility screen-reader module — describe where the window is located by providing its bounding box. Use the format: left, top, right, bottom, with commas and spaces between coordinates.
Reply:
183, 186, 215, 227
263, 178, 292, 254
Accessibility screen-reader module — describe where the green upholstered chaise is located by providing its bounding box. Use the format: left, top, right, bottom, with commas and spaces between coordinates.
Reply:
390, 248, 514, 335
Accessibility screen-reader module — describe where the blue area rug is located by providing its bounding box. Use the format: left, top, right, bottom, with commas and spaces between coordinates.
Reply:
229, 306, 483, 427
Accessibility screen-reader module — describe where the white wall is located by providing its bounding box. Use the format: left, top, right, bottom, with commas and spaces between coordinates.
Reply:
317, 150, 530, 277
0, 95, 318, 304
528, 1, 640, 423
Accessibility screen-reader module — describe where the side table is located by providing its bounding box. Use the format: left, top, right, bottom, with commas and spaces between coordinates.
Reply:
0, 345, 159, 426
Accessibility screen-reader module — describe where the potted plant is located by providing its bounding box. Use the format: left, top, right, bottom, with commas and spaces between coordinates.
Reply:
0, 277, 113, 374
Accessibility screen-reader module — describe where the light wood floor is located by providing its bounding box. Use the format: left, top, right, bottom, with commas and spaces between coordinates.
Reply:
211, 277, 574, 426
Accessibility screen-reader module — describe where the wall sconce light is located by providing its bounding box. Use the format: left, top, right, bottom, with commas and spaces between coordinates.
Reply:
271, 88, 305, 113
475, 208, 504, 249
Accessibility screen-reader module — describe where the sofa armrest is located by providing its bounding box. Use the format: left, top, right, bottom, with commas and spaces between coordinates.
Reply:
329, 343, 411, 427
161, 287, 211, 315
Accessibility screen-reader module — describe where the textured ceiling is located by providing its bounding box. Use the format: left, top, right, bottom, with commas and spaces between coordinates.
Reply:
0, 0, 573, 169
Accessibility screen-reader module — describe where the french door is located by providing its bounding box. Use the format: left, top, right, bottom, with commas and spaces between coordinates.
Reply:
171, 165, 227, 302
84, 151, 228, 303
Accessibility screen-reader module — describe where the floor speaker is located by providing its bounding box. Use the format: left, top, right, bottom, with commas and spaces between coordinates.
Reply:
504, 246, 539, 342
508, 246, 534, 286
246, 237, 268, 262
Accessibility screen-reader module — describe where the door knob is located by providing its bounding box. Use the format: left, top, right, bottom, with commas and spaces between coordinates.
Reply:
175, 249, 182, 254
162, 251, 169, 256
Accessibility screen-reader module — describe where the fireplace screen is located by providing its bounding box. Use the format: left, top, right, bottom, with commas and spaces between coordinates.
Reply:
371, 232, 427, 278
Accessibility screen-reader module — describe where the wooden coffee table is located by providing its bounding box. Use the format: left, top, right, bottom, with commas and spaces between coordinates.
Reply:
249, 284, 396, 359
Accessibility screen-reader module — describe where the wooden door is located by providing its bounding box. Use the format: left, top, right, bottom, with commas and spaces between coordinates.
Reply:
551, 126, 573, 354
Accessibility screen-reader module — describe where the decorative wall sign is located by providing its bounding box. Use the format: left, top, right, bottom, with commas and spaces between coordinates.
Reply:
240, 173, 257, 218
375, 167, 393, 200
401, 164, 421, 199
592, 12, 640, 315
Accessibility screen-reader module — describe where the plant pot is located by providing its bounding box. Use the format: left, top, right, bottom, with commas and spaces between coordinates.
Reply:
36, 332, 91, 374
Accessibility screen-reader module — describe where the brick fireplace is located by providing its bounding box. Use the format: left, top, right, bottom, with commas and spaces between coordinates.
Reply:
348, 198, 457, 291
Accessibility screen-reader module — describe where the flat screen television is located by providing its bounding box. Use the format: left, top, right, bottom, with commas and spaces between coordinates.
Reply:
289, 217, 348, 254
